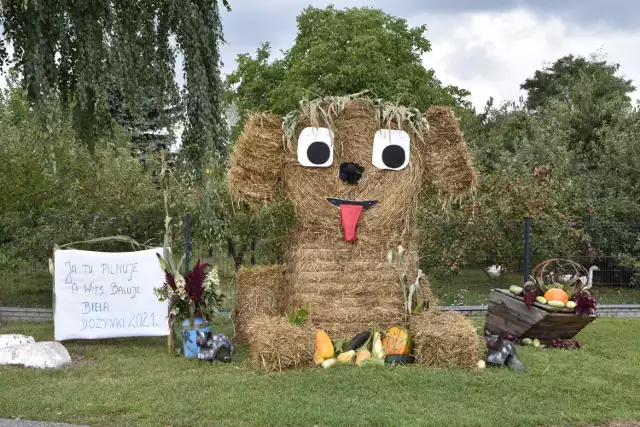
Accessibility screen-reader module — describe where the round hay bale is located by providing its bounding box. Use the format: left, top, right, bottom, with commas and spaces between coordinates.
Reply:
233, 265, 284, 343
246, 315, 315, 372
281, 101, 426, 242
409, 311, 483, 368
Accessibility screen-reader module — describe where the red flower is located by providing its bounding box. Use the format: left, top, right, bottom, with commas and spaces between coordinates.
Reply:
164, 271, 176, 291
573, 291, 597, 316
184, 260, 211, 303
522, 290, 537, 309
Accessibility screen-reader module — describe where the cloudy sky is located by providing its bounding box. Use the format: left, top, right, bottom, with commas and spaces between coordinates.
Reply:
217, 0, 640, 109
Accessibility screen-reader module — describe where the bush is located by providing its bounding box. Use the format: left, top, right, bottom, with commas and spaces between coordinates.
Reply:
0, 90, 165, 263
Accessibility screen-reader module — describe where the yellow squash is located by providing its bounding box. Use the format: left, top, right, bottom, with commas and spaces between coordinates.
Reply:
315, 329, 334, 359
337, 350, 356, 364
355, 349, 372, 366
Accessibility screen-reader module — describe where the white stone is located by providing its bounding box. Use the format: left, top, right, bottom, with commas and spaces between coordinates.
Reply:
0, 334, 36, 348
0, 341, 71, 369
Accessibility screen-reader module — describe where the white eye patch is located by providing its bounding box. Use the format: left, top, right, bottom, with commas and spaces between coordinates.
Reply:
372, 129, 410, 170
297, 127, 334, 168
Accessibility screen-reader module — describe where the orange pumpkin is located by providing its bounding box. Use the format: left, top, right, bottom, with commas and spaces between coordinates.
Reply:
544, 288, 569, 303
383, 326, 412, 355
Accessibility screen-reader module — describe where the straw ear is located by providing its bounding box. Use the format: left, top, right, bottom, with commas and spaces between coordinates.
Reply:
227, 112, 285, 209
422, 106, 478, 200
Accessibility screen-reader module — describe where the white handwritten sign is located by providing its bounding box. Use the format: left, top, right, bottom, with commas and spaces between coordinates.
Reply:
53, 248, 169, 341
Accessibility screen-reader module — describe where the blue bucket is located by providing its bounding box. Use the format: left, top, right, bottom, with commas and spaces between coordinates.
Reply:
182, 317, 210, 358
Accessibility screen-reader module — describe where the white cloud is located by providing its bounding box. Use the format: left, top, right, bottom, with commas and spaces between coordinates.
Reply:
415, 9, 640, 109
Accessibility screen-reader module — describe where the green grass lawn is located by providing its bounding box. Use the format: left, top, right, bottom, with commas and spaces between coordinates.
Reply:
3, 265, 639, 309
1, 318, 639, 427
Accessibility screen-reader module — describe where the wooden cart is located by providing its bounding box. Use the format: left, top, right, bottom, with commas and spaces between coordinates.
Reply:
484, 289, 597, 343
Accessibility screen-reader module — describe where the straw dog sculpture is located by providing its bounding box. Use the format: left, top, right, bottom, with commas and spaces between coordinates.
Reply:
228, 94, 479, 370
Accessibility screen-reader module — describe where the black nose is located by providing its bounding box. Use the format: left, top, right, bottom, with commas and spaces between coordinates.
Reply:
339, 162, 364, 184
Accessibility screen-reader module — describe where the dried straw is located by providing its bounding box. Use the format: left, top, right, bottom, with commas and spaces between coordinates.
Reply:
409, 311, 483, 368
423, 106, 478, 201
233, 265, 284, 343
419, 274, 438, 312
282, 93, 429, 149
228, 112, 284, 209
229, 95, 477, 343
282, 102, 424, 243
281, 231, 433, 338
246, 315, 315, 372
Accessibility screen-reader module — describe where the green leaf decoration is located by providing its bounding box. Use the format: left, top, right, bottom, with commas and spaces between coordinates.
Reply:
286, 308, 309, 325
333, 339, 348, 354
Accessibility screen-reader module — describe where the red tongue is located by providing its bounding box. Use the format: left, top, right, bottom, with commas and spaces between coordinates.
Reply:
339, 204, 364, 242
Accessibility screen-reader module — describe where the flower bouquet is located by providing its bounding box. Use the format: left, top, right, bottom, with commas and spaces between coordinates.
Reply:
154, 247, 226, 357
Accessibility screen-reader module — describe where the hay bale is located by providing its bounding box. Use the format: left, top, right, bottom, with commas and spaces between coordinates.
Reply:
410, 311, 483, 368
282, 101, 425, 242
282, 232, 435, 339
228, 112, 285, 209
279, 229, 441, 339
246, 315, 315, 371
233, 265, 284, 343
424, 106, 478, 200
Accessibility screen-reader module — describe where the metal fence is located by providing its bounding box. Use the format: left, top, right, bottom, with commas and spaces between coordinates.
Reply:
1, 211, 639, 310
527, 218, 640, 288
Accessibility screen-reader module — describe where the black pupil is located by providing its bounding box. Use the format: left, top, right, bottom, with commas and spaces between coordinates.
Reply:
307, 141, 330, 165
382, 145, 406, 169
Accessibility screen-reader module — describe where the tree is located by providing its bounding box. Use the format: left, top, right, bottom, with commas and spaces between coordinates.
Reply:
226, 5, 471, 119
520, 53, 636, 164
521, 54, 634, 111
422, 97, 581, 275
179, 160, 294, 271
0, 0, 230, 170
108, 87, 182, 155
0, 87, 165, 264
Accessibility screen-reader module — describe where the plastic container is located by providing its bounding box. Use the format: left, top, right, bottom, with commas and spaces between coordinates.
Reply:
181, 316, 210, 358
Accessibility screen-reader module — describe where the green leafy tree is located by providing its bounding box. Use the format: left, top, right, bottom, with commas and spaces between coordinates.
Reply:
422, 99, 580, 275
520, 53, 635, 164
108, 87, 182, 154
226, 5, 471, 119
177, 159, 294, 272
0, 0, 230, 170
521, 54, 634, 111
